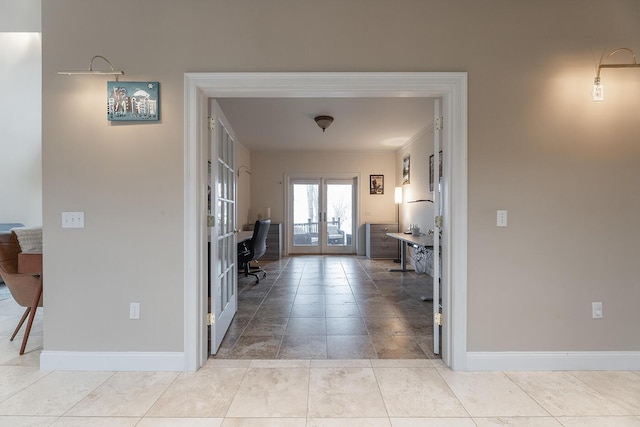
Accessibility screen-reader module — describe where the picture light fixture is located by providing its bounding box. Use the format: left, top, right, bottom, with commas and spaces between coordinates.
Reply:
592, 47, 640, 102
57, 55, 125, 80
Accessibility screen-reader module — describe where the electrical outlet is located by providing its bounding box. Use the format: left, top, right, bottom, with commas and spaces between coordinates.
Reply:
592, 302, 603, 319
129, 303, 140, 320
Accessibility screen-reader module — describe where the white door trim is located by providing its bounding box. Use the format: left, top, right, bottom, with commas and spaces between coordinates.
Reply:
184, 72, 468, 371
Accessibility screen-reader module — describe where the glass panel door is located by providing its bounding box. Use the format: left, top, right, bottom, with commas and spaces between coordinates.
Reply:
289, 176, 356, 255
433, 98, 442, 355
291, 180, 321, 254
209, 100, 237, 355
324, 180, 354, 254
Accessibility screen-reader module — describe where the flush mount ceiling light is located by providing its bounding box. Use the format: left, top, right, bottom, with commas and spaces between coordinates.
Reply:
592, 47, 640, 102
314, 115, 334, 132
57, 55, 125, 80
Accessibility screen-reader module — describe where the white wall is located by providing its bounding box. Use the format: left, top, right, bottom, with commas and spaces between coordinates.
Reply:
396, 126, 435, 234
396, 125, 436, 273
0, 33, 42, 226
0, 0, 40, 32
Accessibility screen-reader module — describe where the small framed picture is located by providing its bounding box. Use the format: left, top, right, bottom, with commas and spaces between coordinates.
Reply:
402, 155, 410, 185
370, 174, 384, 194
430, 151, 443, 192
107, 81, 159, 121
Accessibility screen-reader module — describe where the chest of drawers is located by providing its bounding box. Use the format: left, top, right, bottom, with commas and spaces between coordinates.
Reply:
365, 223, 399, 259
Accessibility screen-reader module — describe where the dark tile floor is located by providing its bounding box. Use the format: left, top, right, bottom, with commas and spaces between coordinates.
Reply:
213, 255, 439, 360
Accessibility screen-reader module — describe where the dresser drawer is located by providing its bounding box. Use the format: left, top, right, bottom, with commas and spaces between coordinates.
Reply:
365, 223, 398, 259
370, 244, 399, 258
368, 233, 395, 244
368, 224, 397, 234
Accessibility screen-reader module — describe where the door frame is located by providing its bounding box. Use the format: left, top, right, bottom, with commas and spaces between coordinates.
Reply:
184, 72, 468, 371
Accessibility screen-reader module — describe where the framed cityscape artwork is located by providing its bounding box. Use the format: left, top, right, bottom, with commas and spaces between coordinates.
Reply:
107, 81, 159, 121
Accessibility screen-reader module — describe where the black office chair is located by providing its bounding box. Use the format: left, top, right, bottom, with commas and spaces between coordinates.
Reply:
238, 219, 271, 283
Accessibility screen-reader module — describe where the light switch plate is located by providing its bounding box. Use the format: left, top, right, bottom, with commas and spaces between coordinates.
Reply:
592, 302, 603, 319
497, 210, 508, 227
62, 212, 85, 228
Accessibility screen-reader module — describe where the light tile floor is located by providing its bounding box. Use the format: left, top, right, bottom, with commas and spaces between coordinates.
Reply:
0, 357, 638, 426
1, 258, 639, 426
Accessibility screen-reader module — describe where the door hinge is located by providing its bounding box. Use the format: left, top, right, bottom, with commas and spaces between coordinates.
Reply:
435, 312, 443, 326
435, 116, 444, 130
208, 116, 216, 131
207, 313, 215, 326
435, 215, 443, 228
207, 215, 215, 227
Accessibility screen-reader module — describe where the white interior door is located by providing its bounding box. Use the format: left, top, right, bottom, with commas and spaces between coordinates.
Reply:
433, 98, 442, 355
209, 100, 237, 354
288, 175, 356, 255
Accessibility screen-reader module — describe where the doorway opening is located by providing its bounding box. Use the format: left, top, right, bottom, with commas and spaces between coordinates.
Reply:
184, 72, 468, 371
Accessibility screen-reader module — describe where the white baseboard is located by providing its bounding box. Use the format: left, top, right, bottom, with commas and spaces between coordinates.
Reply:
466, 351, 640, 371
40, 351, 186, 371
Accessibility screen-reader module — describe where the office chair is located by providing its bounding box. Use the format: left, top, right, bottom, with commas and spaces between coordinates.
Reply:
238, 219, 271, 283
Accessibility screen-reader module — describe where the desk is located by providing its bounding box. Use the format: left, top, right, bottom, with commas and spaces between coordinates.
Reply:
386, 233, 433, 273
238, 231, 253, 243
16, 252, 42, 355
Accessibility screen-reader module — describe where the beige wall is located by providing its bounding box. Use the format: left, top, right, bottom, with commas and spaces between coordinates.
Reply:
250, 150, 396, 255
42, 0, 640, 354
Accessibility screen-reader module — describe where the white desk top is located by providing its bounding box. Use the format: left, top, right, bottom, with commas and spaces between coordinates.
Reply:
238, 231, 253, 242
386, 232, 434, 247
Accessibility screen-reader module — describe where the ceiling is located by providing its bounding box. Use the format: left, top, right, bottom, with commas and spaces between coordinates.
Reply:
215, 97, 435, 152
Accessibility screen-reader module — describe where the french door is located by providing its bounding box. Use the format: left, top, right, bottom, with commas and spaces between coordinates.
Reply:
288, 175, 356, 255
209, 100, 238, 354
433, 98, 443, 355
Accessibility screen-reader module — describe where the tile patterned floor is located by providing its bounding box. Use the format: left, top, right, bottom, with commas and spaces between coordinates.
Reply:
0, 257, 639, 425
0, 357, 638, 425
215, 256, 437, 360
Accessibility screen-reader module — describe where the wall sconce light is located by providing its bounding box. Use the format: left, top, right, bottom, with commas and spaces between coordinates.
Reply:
57, 55, 125, 80
237, 165, 251, 177
314, 115, 334, 132
592, 47, 640, 102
